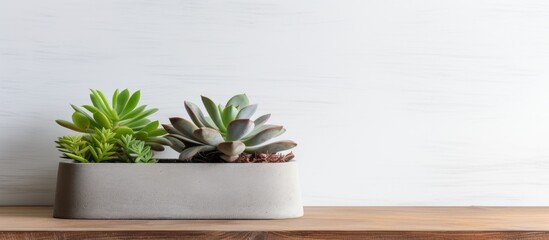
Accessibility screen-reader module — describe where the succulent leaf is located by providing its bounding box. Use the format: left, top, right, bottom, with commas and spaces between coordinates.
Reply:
162, 124, 183, 135
90, 90, 108, 110
167, 133, 203, 145
115, 126, 134, 136
244, 124, 279, 140
193, 128, 224, 145
120, 105, 146, 121
245, 140, 297, 153
126, 118, 151, 129
184, 101, 215, 128
131, 108, 159, 123
236, 104, 257, 119
89, 92, 106, 112
71, 104, 98, 127
147, 142, 165, 151
203, 116, 217, 129
165, 136, 185, 152
218, 104, 224, 117
217, 141, 245, 157
201, 96, 227, 132
254, 114, 271, 127
135, 131, 148, 140
82, 105, 99, 113
179, 145, 215, 161
147, 128, 167, 137
115, 89, 130, 114
112, 89, 119, 110
226, 94, 249, 109
92, 111, 112, 129
94, 89, 117, 120
64, 153, 89, 163
121, 90, 140, 116
243, 125, 285, 146
121, 108, 158, 127
169, 117, 198, 140
222, 105, 238, 126
140, 120, 160, 133
56, 120, 92, 133
226, 119, 254, 141
146, 136, 172, 146
72, 112, 90, 130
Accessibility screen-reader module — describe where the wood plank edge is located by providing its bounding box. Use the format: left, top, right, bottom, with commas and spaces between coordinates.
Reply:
2, 231, 549, 240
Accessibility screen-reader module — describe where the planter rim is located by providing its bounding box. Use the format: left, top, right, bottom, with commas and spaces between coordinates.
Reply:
57, 159, 297, 165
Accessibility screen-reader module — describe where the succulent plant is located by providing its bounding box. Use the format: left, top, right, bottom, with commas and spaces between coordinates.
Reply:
56, 89, 170, 151
163, 94, 297, 162
56, 135, 90, 163
118, 135, 156, 163
87, 128, 118, 162
56, 128, 156, 163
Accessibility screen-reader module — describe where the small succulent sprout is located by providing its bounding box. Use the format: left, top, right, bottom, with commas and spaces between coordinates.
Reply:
56, 135, 90, 163
88, 128, 118, 162
56, 89, 170, 151
118, 135, 156, 163
163, 94, 297, 162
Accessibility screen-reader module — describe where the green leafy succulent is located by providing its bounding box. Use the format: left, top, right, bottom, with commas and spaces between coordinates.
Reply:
88, 128, 118, 162
118, 135, 156, 163
57, 128, 156, 163
56, 135, 90, 163
163, 94, 297, 162
55, 89, 170, 151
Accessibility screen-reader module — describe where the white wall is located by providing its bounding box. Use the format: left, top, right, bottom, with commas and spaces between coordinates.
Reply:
1, 0, 549, 205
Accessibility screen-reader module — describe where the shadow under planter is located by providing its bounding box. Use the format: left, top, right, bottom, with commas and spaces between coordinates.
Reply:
53, 161, 303, 219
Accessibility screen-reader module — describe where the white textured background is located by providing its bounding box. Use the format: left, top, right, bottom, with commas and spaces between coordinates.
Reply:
1, 0, 549, 205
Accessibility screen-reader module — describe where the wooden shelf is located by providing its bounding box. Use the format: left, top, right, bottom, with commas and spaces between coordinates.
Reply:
2, 207, 549, 239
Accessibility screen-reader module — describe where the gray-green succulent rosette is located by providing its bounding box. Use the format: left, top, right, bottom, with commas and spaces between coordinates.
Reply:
164, 94, 297, 162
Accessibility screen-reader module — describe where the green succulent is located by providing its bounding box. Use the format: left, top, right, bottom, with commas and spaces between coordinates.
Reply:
118, 135, 156, 163
56, 129, 118, 163
87, 128, 118, 162
163, 94, 297, 162
55, 89, 170, 151
56, 135, 90, 163
56, 128, 156, 163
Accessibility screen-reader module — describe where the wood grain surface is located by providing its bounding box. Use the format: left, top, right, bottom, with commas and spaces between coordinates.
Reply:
2, 231, 549, 240
2, 0, 549, 206
3, 207, 549, 239
3, 207, 549, 231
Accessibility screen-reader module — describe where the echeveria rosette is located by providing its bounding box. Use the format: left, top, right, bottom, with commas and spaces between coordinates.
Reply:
55, 89, 171, 151
163, 94, 297, 162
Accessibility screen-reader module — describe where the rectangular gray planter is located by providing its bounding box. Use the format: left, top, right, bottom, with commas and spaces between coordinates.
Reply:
53, 161, 303, 219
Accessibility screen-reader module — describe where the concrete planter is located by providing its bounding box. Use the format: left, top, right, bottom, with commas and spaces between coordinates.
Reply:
53, 161, 303, 219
